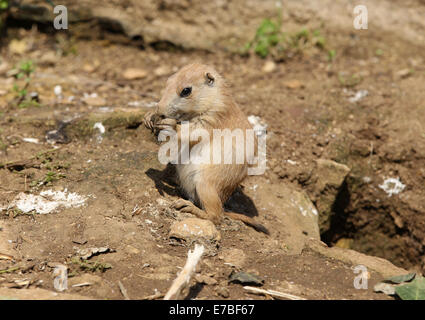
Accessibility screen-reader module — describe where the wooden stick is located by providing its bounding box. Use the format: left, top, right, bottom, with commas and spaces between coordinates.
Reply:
0, 253, 14, 261
164, 244, 205, 300
141, 292, 164, 300
118, 281, 130, 300
244, 286, 307, 300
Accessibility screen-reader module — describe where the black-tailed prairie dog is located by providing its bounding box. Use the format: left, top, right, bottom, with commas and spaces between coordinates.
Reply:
144, 63, 268, 234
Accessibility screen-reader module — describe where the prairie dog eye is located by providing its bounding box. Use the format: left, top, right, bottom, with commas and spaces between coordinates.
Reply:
180, 87, 192, 98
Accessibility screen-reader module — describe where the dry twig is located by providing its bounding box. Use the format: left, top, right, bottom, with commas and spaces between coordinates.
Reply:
164, 244, 205, 300
244, 286, 307, 300
118, 280, 130, 300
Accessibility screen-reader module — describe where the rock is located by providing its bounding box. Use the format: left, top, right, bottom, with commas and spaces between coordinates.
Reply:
76, 247, 112, 260
123, 68, 148, 80
68, 273, 112, 297
374, 282, 396, 295
83, 64, 96, 73
83, 60, 100, 73
218, 248, 246, 268
396, 68, 412, 79
348, 90, 368, 103
0, 221, 15, 259
262, 61, 276, 73
241, 179, 320, 255
350, 139, 371, 157
45, 121, 70, 144
38, 51, 58, 66
195, 274, 217, 285
83, 96, 107, 107
9, 39, 28, 55
0, 61, 8, 76
125, 245, 140, 255
283, 80, 305, 89
314, 159, 350, 189
334, 238, 353, 249
308, 159, 351, 234
169, 218, 221, 243
154, 66, 171, 77
54, 85, 62, 97
229, 271, 264, 286
29, 92, 39, 102
72, 237, 87, 245
215, 286, 229, 298
0, 288, 91, 300
306, 239, 408, 278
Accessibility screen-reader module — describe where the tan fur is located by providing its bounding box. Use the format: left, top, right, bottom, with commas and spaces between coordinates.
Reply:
145, 63, 268, 234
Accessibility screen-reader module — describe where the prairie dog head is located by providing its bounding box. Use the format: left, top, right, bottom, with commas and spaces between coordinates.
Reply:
156, 63, 225, 121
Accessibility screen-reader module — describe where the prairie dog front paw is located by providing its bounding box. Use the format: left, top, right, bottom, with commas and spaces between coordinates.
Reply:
156, 118, 177, 141
143, 111, 157, 131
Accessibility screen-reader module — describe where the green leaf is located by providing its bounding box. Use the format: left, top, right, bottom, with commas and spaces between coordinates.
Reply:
254, 41, 269, 58
0, 0, 8, 10
314, 36, 326, 49
256, 19, 278, 37
383, 273, 416, 284
395, 277, 425, 300
328, 49, 336, 61
296, 28, 309, 40
312, 29, 321, 37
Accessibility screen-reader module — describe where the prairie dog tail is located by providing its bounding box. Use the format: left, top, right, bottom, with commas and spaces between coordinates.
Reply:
223, 211, 270, 235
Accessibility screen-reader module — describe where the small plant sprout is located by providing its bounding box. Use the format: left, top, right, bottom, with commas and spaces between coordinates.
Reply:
245, 18, 334, 61
13, 60, 38, 108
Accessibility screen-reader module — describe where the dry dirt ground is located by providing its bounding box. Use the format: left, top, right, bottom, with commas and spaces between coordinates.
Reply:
0, 0, 424, 300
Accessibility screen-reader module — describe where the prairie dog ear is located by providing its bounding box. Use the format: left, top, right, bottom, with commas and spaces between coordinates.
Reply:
205, 72, 215, 86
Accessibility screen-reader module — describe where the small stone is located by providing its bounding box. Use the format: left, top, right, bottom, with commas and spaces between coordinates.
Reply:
83, 64, 96, 73
374, 282, 396, 295
283, 80, 305, 89
0, 61, 9, 75
195, 274, 217, 285
218, 248, 246, 268
83, 96, 106, 106
314, 159, 350, 191
154, 66, 171, 77
123, 68, 148, 80
169, 218, 221, 242
29, 92, 39, 102
125, 245, 140, 255
72, 238, 87, 245
54, 85, 62, 97
262, 60, 276, 73
9, 39, 28, 55
348, 90, 368, 103
396, 68, 412, 79
76, 247, 112, 260
38, 51, 57, 66
334, 238, 353, 249
215, 286, 229, 298
156, 198, 168, 206
45, 123, 70, 144
229, 271, 264, 286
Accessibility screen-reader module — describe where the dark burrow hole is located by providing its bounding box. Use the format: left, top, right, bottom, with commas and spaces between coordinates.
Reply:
321, 180, 423, 273
126, 122, 143, 130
